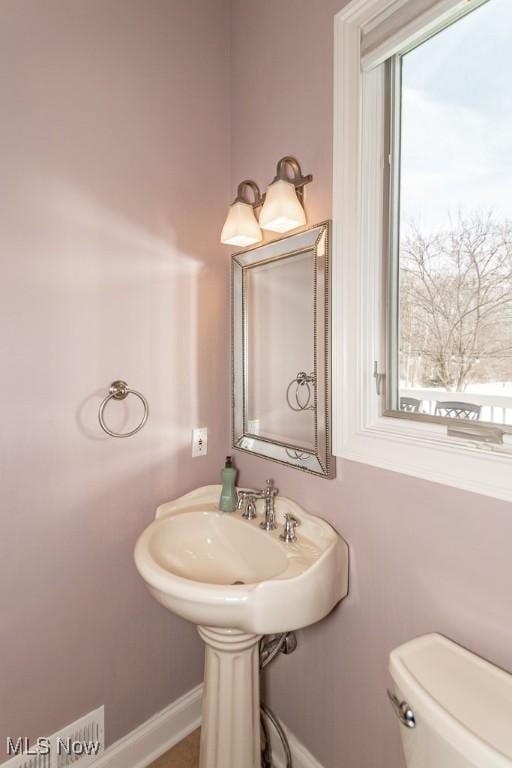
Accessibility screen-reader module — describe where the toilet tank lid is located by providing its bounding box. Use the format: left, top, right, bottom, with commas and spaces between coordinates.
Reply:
390, 634, 512, 765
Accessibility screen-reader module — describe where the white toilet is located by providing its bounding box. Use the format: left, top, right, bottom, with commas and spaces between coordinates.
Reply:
389, 634, 512, 768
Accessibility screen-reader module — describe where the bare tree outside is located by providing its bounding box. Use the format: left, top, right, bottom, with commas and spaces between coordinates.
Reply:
394, 0, 512, 424
399, 214, 512, 392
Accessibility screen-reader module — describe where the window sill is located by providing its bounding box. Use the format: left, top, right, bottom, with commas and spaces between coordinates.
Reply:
338, 415, 512, 502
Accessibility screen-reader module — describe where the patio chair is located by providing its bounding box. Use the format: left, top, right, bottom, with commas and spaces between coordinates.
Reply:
434, 401, 481, 420
400, 397, 422, 413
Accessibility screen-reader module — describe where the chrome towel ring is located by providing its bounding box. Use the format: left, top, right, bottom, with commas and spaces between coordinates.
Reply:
99, 380, 149, 438
285, 371, 316, 412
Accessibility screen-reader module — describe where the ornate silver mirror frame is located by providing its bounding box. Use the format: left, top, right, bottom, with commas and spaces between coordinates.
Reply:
232, 222, 334, 478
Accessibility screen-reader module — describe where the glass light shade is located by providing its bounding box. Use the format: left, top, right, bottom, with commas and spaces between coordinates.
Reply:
259, 179, 306, 233
221, 201, 262, 247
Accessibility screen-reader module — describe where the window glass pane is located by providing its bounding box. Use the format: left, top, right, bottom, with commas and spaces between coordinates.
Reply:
397, 0, 512, 425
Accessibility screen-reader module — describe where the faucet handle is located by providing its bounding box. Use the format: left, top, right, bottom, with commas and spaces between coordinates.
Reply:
264, 479, 278, 496
237, 490, 253, 512
237, 489, 261, 510
280, 513, 299, 543
242, 497, 257, 520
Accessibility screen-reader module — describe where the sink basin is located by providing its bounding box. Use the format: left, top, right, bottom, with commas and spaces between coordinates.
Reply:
146, 510, 288, 584
134, 484, 348, 634
134, 484, 349, 768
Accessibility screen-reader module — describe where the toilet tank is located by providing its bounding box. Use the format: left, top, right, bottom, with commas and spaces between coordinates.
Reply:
389, 634, 512, 768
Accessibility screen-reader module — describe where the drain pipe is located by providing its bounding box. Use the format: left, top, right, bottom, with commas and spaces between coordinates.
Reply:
259, 632, 297, 768
261, 703, 293, 768
260, 708, 273, 768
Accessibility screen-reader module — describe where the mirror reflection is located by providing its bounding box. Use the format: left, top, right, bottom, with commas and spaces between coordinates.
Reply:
246, 251, 315, 449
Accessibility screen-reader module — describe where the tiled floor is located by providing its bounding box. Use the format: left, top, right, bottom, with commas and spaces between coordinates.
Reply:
147, 729, 200, 768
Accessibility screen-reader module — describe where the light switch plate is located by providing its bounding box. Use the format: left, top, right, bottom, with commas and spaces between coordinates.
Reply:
192, 427, 208, 457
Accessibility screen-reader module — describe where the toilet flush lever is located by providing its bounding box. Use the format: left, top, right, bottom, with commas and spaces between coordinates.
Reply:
387, 690, 416, 729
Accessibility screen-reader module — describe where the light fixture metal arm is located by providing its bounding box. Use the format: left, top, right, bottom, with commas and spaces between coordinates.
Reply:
233, 179, 265, 208
273, 156, 313, 203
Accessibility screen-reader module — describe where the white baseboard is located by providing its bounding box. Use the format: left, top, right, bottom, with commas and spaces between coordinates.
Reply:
268, 715, 325, 768
94, 685, 202, 768
94, 683, 324, 768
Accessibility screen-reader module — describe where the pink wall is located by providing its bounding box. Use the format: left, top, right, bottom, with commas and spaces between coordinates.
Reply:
4, 2, 512, 767
0, 0, 229, 758
230, 2, 512, 767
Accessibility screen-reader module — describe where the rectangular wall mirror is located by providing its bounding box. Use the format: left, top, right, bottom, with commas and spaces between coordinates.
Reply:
232, 222, 333, 477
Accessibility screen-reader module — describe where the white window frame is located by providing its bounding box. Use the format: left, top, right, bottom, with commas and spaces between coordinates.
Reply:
332, 0, 512, 502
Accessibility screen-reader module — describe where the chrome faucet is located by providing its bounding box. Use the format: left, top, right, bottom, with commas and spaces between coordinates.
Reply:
260, 479, 278, 531
280, 513, 299, 543
236, 479, 278, 529
236, 489, 264, 520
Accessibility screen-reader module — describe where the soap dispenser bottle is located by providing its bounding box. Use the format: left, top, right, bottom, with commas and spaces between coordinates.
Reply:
219, 456, 238, 512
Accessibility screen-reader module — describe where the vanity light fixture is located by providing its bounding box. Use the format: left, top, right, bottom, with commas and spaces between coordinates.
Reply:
221, 157, 313, 245
259, 156, 312, 234
220, 180, 263, 247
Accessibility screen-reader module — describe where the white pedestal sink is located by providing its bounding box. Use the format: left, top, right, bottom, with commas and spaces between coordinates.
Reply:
134, 485, 349, 768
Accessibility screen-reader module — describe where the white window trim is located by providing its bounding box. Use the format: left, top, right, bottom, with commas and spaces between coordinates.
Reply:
332, 0, 512, 503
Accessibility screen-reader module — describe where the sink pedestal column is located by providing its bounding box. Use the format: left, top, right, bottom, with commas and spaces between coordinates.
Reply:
197, 626, 261, 768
